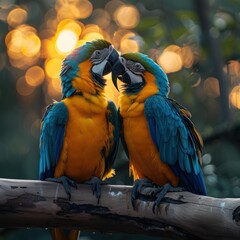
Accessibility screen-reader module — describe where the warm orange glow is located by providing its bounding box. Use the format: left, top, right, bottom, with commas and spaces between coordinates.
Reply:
56, 19, 83, 36
158, 49, 182, 73
56, 30, 78, 54
182, 45, 194, 68
224, 60, 240, 76
16, 76, 34, 96
41, 39, 56, 59
47, 80, 62, 99
120, 32, 139, 53
45, 58, 62, 79
114, 5, 140, 29
80, 24, 105, 42
5, 25, 41, 69
229, 85, 240, 109
54, 20, 82, 55
203, 77, 220, 98
51, 78, 62, 93
157, 45, 194, 73
56, 0, 93, 20
113, 29, 129, 49
83, 32, 104, 41
104, 73, 120, 107
223, 60, 240, 84
105, 0, 124, 13
7, 8, 27, 27
22, 32, 41, 57
5, 29, 23, 53
25, 66, 45, 87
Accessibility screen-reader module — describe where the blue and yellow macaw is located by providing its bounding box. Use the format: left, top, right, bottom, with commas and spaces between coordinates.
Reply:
112, 52, 207, 209
39, 39, 119, 240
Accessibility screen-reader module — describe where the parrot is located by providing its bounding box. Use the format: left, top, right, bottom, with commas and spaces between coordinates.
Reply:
111, 52, 207, 210
39, 39, 119, 240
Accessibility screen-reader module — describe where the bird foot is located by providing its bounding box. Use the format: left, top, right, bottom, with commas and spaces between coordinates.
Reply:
84, 176, 106, 204
131, 178, 154, 209
46, 176, 77, 200
152, 184, 185, 213
233, 206, 240, 223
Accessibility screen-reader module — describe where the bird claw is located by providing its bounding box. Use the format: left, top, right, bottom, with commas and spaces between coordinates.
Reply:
85, 176, 105, 204
131, 178, 154, 209
46, 176, 78, 200
152, 184, 185, 213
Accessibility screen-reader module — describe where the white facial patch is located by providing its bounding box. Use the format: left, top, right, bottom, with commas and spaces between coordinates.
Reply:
126, 70, 143, 84
92, 59, 108, 75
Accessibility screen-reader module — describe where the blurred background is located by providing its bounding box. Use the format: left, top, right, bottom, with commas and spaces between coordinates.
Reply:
0, 0, 240, 239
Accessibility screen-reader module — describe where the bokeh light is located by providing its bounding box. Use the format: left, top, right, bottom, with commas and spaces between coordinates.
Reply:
223, 60, 240, 84
119, 32, 139, 53
56, 30, 78, 54
181, 45, 194, 68
105, 0, 124, 14
81, 24, 104, 42
157, 45, 195, 73
56, 0, 93, 20
16, 76, 34, 96
54, 19, 82, 54
25, 66, 45, 87
203, 77, 220, 98
157, 45, 183, 73
5, 25, 41, 69
7, 8, 28, 27
114, 5, 140, 29
45, 58, 62, 79
83, 32, 104, 41
229, 85, 240, 109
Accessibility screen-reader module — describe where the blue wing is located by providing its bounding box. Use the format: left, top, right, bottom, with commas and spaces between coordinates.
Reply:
103, 101, 119, 177
144, 95, 207, 195
39, 102, 68, 180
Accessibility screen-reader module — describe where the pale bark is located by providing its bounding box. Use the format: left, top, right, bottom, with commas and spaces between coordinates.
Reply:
0, 178, 239, 240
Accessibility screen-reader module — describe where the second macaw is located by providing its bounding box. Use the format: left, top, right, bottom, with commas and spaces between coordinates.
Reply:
39, 39, 119, 240
112, 52, 207, 210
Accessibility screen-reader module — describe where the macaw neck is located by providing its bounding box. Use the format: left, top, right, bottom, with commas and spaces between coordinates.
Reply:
70, 74, 107, 111
63, 93, 107, 115
72, 74, 104, 94
119, 94, 144, 118
119, 75, 159, 117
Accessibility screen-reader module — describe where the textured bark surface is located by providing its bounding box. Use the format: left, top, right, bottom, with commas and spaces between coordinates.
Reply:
0, 178, 239, 240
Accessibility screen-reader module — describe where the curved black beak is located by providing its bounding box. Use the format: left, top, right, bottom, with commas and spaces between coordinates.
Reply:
108, 48, 119, 66
102, 47, 119, 75
111, 58, 132, 91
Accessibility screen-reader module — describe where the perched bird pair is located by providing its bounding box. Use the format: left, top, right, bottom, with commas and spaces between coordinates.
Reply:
39, 39, 206, 240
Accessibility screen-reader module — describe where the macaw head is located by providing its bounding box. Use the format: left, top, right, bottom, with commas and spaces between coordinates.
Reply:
112, 52, 169, 98
60, 39, 119, 98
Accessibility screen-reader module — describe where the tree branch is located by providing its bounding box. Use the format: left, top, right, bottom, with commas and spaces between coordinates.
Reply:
0, 178, 239, 239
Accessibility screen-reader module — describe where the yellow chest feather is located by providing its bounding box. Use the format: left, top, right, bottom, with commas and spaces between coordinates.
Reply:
54, 95, 109, 182
120, 94, 179, 186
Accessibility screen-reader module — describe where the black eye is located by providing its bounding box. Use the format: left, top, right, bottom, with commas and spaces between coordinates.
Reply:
95, 50, 101, 56
135, 63, 141, 69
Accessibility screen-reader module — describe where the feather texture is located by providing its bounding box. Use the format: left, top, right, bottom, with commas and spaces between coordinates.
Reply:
144, 95, 206, 195
39, 102, 68, 180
